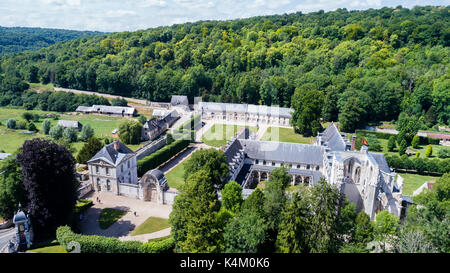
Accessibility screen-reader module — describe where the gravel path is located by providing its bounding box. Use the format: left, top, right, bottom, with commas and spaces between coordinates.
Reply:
80, 192, 172, 239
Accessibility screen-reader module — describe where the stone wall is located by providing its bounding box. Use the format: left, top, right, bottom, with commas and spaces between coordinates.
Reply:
118, 183, 139, 199
136, 137, 167, 161
78, 182, 93, 198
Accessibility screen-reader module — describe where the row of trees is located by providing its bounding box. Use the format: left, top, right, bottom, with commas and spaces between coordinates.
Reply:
1, 6, 449, 134
0, 88, 109, 113
385, 154, 450, 175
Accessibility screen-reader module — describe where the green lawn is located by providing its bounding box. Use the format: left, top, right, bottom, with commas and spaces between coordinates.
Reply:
0, 107, 146, 154
98, 208, 127, 229
202, 124, 257, 147
28, 239, 67, 253
165, 161, 187, 190
28, 245, 67, 253
261, 127, 314, 144
131, 217, 170, 236
399, 172, 439, 196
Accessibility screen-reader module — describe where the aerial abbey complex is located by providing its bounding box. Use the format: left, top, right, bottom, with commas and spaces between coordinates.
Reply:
86, 96, 410, 220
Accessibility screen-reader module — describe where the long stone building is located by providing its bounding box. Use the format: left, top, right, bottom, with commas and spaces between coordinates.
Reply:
196, 101, 293, 126
224, 123, 410, 220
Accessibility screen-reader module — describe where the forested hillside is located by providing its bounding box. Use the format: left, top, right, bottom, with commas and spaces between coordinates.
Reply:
0, 26, 103, 54
0, 6, 449, 132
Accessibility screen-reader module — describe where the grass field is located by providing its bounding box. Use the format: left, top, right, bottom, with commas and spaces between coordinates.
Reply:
202, 124, 257, 147
399, 172, 440, 196
147, 235, 171, 242
131, 217, 170, 236
261, 127, 314, 144
370, 138, 447, 160
0, 107, 145, 154
98, 208, 127, 230
165, 160, 187, 190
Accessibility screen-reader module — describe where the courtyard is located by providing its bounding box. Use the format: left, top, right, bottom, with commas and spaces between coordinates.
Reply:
79, 191, 172, 242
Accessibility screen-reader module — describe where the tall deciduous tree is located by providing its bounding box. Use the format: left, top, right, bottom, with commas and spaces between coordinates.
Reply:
76, 137, 104, 164
223, 210, 268, 253
291, 83, 324, 137
16, 139, 79, 240
221, 181, 243, 214
118, 120, 142, 145
79, 123, 94, 142
183, 149, 229, 190
169, 170, 220, 253
0, 155, 26, 219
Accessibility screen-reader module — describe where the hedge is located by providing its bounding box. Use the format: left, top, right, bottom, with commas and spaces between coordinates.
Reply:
355, 130, 440, 145
385, 154, 450, 175
56, 226, 175, 253
175, 113, 201, 132
137, 138, 190, 176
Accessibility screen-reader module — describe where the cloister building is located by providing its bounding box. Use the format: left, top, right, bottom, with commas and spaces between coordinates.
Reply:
224, 123, 410, 220
196, 101, 293, 126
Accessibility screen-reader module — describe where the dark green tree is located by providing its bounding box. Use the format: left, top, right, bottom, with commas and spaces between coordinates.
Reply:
76, 137, 104, 164
183, 149, 229, 190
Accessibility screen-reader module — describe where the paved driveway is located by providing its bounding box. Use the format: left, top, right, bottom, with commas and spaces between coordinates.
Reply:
80, 192, 172, 241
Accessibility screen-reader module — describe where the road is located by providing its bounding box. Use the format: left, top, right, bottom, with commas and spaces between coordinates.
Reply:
0, 228, 15, 253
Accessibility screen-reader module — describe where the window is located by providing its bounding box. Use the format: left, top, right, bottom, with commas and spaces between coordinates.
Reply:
128, 160, 130, 168
106, 180, 111, 191
297, 164, 301, 169
255, 159, 259, 164
272, 161, 275, 166
105, 167, 109, 175
316, 166, 320, 171
263, 160, 266, 166
96, 166, 99, 173
306, 165, 310, 170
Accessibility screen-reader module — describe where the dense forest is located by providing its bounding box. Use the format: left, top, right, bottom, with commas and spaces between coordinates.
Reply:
0, 6, 449, 132
0, 26, 103, 54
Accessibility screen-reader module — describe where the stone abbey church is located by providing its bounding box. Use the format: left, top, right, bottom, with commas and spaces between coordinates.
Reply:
225, 123, 410, 220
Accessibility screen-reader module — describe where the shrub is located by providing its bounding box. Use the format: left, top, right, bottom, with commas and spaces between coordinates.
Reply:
63, 127, 78, 143
411, 135, 420, 149
79, 124, 94, 142
56, 226, 174, 253
438, 149, 449, 159
139, 237, 175, 253
6, 119, 16, 129
137, 115, 147, 125
16, 120, 28, 129
398, 139, 407, 156
387, 136, 396, 152
49, 125, 64, 140
42, 119, 51, 134
425, 145, 432, 158
137, 138, 190, 176
27, 122, 38, 132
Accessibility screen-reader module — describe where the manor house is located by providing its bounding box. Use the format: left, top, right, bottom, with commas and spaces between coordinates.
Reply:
224, 123, 410, 220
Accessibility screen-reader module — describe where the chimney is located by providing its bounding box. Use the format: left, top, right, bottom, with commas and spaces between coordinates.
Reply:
113, 140, 120, 151
351, 135, 356, 151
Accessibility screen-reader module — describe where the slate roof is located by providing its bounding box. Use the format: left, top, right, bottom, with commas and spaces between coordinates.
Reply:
149, 169, 165, 181
87, 141, 135, 167
370, 152, 391, 173
198, 102, 293, 118
171, 95, 189, 106
239, 140, 324, 166
0, 153, 11, 160
320, 122, 347, 151
224, 138, 244, 164
58, 120, 81, 128
76, 105, 136, 115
